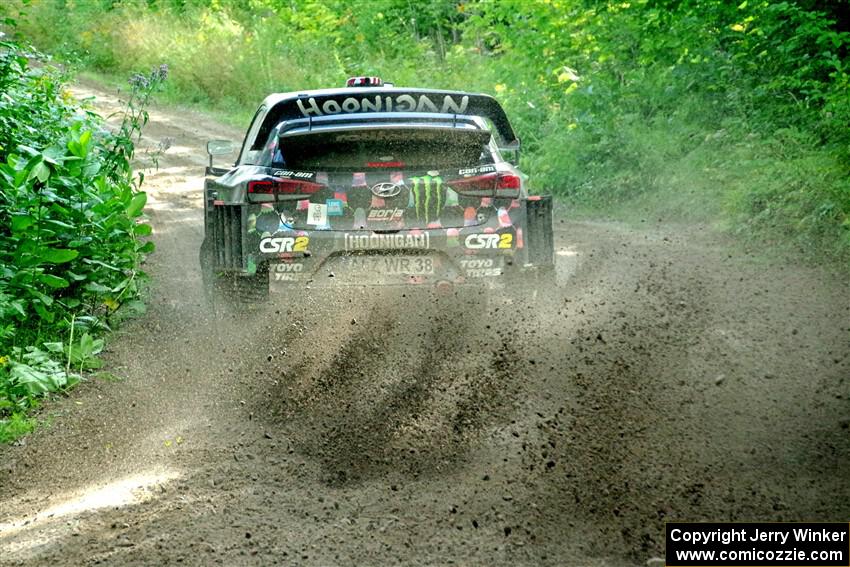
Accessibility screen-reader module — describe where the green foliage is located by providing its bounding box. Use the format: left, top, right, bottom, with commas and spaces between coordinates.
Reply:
0, 411, 35, 443
0, 37, 162, 442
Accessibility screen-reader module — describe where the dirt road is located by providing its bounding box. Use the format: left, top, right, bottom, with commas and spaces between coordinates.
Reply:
1, 82, 848, 567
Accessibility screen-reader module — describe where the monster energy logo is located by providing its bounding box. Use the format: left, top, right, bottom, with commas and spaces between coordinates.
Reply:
409, 175, 443, 223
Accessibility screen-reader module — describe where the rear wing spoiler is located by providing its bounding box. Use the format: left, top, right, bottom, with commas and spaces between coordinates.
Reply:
257, 88, 519, 147
276, 112, 486, 137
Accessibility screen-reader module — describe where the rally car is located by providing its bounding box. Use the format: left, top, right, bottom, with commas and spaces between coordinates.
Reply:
200, 77, 554, 304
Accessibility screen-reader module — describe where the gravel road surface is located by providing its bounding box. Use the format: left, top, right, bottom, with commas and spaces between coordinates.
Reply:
1, 81, 848, 567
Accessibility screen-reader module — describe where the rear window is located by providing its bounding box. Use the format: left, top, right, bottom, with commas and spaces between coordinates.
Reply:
267, 127, 493, 170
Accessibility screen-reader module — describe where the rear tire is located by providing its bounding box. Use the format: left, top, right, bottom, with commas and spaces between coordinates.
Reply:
200, 237, 216, 305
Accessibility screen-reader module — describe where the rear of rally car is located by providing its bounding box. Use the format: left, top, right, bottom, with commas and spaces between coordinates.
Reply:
201, 84, 554, 302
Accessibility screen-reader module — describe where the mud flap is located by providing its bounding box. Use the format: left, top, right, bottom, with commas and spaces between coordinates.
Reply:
201, 203, 268, 311
211, 204, 247, 271
525, 195, 554, 269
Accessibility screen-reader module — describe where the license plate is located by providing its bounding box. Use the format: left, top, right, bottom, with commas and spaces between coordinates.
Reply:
344, 255, 435, 275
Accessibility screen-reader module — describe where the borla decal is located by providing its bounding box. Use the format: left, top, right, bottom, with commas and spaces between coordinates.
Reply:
297, 95, 469, 118
260, 236, 309, 253
344, 233, 430, 251
368, 208, 404, 222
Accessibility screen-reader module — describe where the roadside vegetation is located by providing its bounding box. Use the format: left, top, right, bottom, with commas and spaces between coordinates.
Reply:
0, 21, 161, 441
10, 0, 849, 263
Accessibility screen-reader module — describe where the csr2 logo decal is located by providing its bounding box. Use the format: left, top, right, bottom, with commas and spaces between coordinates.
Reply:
259, 236, 309, 253
464, 233, 514, 250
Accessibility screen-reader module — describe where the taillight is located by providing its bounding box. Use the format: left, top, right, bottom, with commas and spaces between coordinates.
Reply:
447, 172, 521, 198
248, 178, 323, 198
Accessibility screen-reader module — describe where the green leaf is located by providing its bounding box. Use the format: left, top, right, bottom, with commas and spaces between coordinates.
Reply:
133, 223, 153, 236
32, 301, 54, 322
84, 281, 110, 293
80, 130, 92, 151
111, 277, 131, 293
10, 363, 53, 395
28, 161, 50, 183
126, 192, 147, 217
67, 140, 82, 158
30, 289, 54, 306
83, 161, 101, 177
11, 215, 34, 232
10, 300, 26, 318
39, 248, 79, 264
82, 258, 120, 271
69, 332, 104, 369
79, 332, 94, 354
38, 274, 69, 288
44, 219, 76, 230
18, 145, 40, 158
43, 145, 66, 164
137, 241, 155, 254
43, 342, 64, 353
68, 131, 93, 159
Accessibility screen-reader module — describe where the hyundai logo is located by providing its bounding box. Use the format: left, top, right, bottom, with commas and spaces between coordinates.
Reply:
370, 182, 402, 198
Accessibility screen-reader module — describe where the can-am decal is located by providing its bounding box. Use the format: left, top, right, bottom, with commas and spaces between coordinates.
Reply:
464, 233, 513, 250
297, 94, 469, 118
344, 233, 430, 251
458, 164, 497, 177
272, 170, 314, 179
260, 236, 309, 253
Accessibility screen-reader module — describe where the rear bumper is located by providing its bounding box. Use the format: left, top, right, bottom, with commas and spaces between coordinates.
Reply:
205, 196, 554, 289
